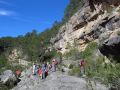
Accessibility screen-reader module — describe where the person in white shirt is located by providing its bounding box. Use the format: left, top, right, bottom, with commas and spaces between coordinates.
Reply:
32, 63, 36, 75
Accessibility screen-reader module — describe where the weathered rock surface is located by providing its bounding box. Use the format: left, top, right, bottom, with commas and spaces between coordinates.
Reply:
12, 68, 108, 90
99, 35, 120, 62
51, 0, 120, 62
0, 70, 17, 85
7, 48, 30, 66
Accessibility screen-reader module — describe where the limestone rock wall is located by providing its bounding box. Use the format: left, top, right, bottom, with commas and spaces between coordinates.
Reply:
52, 0, 120, 54
8, 48, 30, 66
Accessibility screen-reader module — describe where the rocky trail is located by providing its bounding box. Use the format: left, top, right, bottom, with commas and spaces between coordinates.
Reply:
12, 68, 108, 90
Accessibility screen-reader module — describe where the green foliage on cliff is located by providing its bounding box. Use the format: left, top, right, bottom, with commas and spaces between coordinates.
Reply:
79, 42, 120, 88
67, 41, 120, 89
0, 21, 61, 63
68, 67, 80, 76
63, 0, 84, 23
64, 40, 80, 60
0, 0, 85, 76
117, 31, 120, 36
0, 55, 7, 68
80, 42, 98, 59
117, 7, 120, 12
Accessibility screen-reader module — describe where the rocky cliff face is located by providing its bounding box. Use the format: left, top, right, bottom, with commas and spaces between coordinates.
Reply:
7, 48, 30, 66
51, 0, 120, 61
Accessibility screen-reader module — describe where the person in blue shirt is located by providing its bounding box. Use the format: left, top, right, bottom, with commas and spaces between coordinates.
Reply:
41, 62, 46, 79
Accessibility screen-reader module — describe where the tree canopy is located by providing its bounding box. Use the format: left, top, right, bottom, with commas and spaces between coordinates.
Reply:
0, 0, 84, 63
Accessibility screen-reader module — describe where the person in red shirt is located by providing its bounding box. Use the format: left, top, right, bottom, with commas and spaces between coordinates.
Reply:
15, 70, 21, 78
38, 68, 42, 78
79, 59, 85, 76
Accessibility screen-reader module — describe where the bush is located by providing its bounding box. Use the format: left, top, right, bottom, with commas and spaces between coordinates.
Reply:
69, 64, 74, 69
63, 0, 84, 23
117, 31, 120, 36
68, 67, 80, 76
64, 42, 80, 60
62, 64, 68, 67
64, 48, 75, 59
66, 42, 98, 77
117, 8, 120, 12
80, 42, 98, 59
0, 84, 9, 90
0, 55, 7, 68
85, 55, 120, 89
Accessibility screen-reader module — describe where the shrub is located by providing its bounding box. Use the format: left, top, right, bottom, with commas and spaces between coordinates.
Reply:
62, 64, 68, 68
0, 84, 9, 90
69, 64, 74, 69
117, 31, 120, 36
63, 0, 84, 23
117, 8, 120, 13
80, 42, 98, 59
68, 67, 80, 76
85, 55, 120, 89
0, 55, 7, 68
67, 42, 98, 77
64, 48, 78, 59
64, 42, 80, 60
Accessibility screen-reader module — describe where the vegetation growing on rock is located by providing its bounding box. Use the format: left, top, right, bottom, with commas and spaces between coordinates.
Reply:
0, 0, 120, 90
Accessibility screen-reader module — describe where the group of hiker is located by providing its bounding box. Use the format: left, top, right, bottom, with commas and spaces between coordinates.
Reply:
32, 58, 85, 79
15, 58, 86, 79
32, 59, 58, 79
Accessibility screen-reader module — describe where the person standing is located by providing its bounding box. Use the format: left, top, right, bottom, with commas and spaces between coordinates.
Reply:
79, 59, 85, 76
32, 63, 36, 75
38, 67, 42, 79
48, 63, 52, 71
52, 59, 56, 72
15, 69, 21, 78
41, 62, 46, 79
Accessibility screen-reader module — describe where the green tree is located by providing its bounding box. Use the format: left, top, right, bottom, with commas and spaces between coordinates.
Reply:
63, 0, 84, 23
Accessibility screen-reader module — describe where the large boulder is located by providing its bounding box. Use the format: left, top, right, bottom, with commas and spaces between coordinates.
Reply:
99, 36, 120, 62
0, 70, 17, 85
